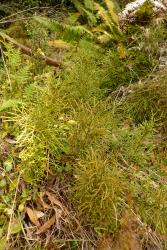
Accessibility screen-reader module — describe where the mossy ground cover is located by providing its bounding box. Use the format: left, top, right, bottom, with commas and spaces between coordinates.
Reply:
0, 2, 167, 249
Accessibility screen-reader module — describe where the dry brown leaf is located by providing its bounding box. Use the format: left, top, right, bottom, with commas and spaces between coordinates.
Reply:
38, 191, 64, 211
36, 214, 56, 234
26, 207, 40, 226
39, 192, 50, 209
45, 191, 64, 210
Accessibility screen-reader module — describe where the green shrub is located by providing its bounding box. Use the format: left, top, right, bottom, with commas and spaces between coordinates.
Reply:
72, 118, 160, 235
67, 99, 115, 155
109, 120, 155, 166
62, 40, 105, 101
100, 46, 156, 92
0, 19, 167, 247
13, 76, 72, 181
122, 70, 167, 134
100, 24, 167, 92
133, 170, 167, 235
72, 150, 128, 234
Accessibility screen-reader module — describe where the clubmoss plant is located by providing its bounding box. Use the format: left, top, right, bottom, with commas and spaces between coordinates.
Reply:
72, 150, 128, 234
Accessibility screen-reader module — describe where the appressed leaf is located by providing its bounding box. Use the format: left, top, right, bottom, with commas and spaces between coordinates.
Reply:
26, 207, 40, 226
11, 222, 22, 234
0, 179, 7, 188
4, 161, 13, 172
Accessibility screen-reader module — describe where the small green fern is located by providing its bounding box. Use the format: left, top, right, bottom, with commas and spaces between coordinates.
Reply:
0, 43, 31, 96
34, 0, 121, 44
33, 16, 93, 43
72, 0, 97, 26
95, 0, 122, 42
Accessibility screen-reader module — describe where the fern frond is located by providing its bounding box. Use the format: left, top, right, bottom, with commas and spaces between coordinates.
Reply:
84, 0, 94, 10
72, 0, 97, 26
83, 8, 97, 26
72, 0, 86, 15
34, 16, 93, 42
94, 1, 122, 40
105, 0, 119, 25
3, 43, 22, 71
92, 23, 110, 32
0, 99, 22, 112
13, 64, 30, 86
95, 2, 114, 32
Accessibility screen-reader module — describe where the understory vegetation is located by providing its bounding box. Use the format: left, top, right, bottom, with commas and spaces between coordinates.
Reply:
0, 0, 167, 249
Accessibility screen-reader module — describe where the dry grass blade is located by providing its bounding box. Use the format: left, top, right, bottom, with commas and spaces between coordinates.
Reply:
97, 237, 112, 250
7, 174, 21, 241
36, 214, 56, 234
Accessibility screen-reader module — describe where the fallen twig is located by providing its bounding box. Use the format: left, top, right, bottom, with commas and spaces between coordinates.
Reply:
0, 32, 62, 67
0, 6, 58, 22
0, 17, 32, 24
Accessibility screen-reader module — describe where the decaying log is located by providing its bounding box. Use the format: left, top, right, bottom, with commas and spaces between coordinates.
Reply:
0, 32, 62, 67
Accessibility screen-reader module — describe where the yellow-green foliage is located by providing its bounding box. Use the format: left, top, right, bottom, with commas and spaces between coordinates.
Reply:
62, 40, 105, 101
0, 18, 167, 247
67, 100, 115, 155
34, 0, 121, 44
72, 150, 127, 234
72, 0, 97, 26
33, 16, 93, 43
133, 170, 167, 235
13, 75, 72, 181
122, 69, 167, 133
72, 119, 165, 235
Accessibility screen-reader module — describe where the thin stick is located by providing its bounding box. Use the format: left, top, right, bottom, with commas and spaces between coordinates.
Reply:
0, 44, 12, 90
18, 212, 31, 246
0, 17, 32, 25
0, 6, 55, 22
0, 32, 62, 67
7, 174, 21, 241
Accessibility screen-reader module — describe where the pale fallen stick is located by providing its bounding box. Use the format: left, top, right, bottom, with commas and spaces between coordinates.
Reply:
0, 32, 62, 67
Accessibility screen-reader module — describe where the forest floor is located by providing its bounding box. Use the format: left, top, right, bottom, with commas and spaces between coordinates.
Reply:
0, 1, 167, 249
